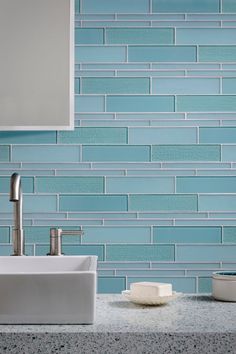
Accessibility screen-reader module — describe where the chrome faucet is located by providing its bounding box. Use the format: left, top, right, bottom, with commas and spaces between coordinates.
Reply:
48, 228, 84, 256
9, 173, 25, 256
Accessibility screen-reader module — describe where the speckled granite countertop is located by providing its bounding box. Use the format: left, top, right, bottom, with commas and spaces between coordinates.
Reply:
0, 294, 236, 354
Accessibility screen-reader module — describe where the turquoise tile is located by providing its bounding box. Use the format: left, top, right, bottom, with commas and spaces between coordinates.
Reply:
117, 269, 184, 276
0, 227, 10, 243
75, 0, 80, 13
0, 177, 34, 193
98, 262, 150, 269
199, 195, 236, 211
75, 46, 126, 63
36, 177, 104, 193
177, 177, 236, 193
152, 145, 220, 161
127, 277, 196, 293
106, 244, 174, 261
107, 95, 174, 113
75, 28, 104, 44
223, 78, 236, 94
12, 146, 80, 162
0, 131, 56, 144
200, 127, 236, 143
129, 195, 198, 211
129, 128, 197, 144
198, 277, 212, 293
59, 128, 127, 144
199, 46, 236, 62
98, 277, 126, 293
106, 28, 174, 44
176, 245, 236, 262
177, 29, 236, 44
24, 226, 82, 244
82, 146, 150, 162
153, 0, 220, 13
223, 227, 236, 243
153, 227, 221, 244
0, 146, 10, 161
60, 195, 128, 211
222, 0, 236, 12
75, 78, 80, 94
75, 96, 104, 112
0, 195, 57, 213
106, 177, 174, 193
153, 78, 220, 94
177, 95, 236, 112
0, 245, 33, 256
222, 146, 236, 161
36, 245, 104, 260
62, 245, 104, 260
151, 262, 220, 269
83, 226, 151, 243
129, 46, 197, 62
82, 78, 150, 94
82, 0, 149, 13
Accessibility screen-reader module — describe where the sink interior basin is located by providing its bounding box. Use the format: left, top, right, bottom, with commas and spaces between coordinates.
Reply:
0, 256, 97, 324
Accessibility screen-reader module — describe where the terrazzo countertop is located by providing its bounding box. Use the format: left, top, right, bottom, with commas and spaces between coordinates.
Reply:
0, 294, 236, 354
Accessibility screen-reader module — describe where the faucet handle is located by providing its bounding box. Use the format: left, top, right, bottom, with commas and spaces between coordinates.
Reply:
49, 228, 84, 256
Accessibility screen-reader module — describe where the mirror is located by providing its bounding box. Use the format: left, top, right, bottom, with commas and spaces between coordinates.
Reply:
0, 0, 74, 130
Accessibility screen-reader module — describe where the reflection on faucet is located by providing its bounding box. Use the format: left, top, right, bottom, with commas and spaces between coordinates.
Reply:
9, 173, 25, 256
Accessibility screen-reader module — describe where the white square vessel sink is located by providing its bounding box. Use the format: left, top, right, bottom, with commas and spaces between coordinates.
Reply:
0, 256, 97, 324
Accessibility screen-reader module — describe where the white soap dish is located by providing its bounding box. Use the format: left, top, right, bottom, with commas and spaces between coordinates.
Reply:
122, 290, 181, 305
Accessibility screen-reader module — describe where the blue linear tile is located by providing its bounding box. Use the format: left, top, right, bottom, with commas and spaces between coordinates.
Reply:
12, 146, 80, 162
82, 78, 150, 94
200, 127, 236, 143
98, 262, 150, 269
106, 177, 174, 193
107, 95, 174, 113
199, 195, 236, 211
0, 195, 57, 213
75, 46, 126, 63
0, 146, 10, 162
129, 194, 198, 211
129, 46, 197, 62
177, 95, 236, 112
107, 28, 174, 44
75, 0, 80, 13
98, 277, 126, 293
177, 177, 236, 193
129, 128, 197, 144
223, 227, 236, 243
59, 128, 127, 144
36, 177, 104, 193
153, 78, 220, 94
83, 226, 151, 243
199, 46, 236, 62
152, 0, 220, 13
82, 0, 149, 13
75, 28, 104, 44
106, 244, 174, 261
223, 78, 236, 94
75, 96, 104, 112
152, 145, 220, 161
177, 29, 236, 44
222, 0, 236, 12
154, 226, 221, 244
0, 131, 56, 144
60, 195, 128, 212
222, 146, 236, 161
176, 245, 236, 262
198, 277, 212, 293
0, 227, 10, 243
82, 146, 150, 162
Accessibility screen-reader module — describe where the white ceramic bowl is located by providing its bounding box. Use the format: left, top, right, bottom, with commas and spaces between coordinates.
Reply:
212, 272, 236, 302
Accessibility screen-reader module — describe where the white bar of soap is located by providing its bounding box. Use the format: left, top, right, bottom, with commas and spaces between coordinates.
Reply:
130, 282, 172, 297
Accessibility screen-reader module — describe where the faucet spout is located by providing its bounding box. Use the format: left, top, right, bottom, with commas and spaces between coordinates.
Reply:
9, 173, 24, 256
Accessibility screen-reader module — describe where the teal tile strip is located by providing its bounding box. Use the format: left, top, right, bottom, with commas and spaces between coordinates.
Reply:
59, 128, 127, 144
152, 145, 220, 161
129, 46, 197, 62
152, 0, 220, 13
177, 95, 236, 112
0, 146, 10, 162
60, 195, 128, 211
106, 28, 174, 44
154, 227, 221, 244
82, 78, 150, 94
36, 177, 104, 193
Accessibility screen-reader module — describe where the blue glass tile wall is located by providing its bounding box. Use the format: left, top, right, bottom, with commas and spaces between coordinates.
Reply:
2, 0, 236, 293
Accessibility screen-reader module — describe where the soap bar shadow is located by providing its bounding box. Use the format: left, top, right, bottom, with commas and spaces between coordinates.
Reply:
108, 301, 168, 309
